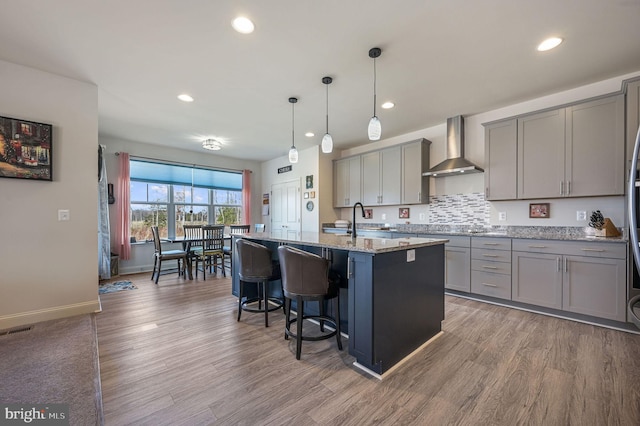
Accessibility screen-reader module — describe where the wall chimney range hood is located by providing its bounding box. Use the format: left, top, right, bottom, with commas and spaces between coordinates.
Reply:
422, 115, 483, 177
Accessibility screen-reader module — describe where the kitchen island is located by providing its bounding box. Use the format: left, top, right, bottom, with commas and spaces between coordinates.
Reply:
231, 232, 448, 376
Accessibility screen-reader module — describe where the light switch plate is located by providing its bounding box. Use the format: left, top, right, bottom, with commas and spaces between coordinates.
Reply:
58, 209, 70, 221
407, 249, 415, 262
498, 212, 507, 221
577, 210, 587, 221
381, 213, 386, 220
419, 213, 426, 220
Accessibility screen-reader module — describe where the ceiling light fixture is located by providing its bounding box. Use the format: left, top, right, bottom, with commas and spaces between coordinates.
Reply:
321, 76, 334, 153
382, 101, 395, 109
202, 138, 221, 151
537, 37, 563, 52
305, 132, 315, 137
232, 17, 255, 34
178, 94, 194, 102
288, 97, 298, 163
368, 47, 382, 141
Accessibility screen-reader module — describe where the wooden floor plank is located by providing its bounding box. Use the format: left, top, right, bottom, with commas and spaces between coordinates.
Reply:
97, 273, 640, 425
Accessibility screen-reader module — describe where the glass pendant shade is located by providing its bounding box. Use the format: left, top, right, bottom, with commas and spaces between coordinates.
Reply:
288, 145, 298, 163
368, 116, 381, 141
321, 133, 333, 153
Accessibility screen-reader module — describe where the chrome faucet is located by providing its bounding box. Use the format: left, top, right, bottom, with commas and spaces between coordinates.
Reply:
351, 202, 365, 240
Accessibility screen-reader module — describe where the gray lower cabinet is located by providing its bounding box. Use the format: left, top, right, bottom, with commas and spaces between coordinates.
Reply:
512, 239, 626, 321
424, 235, 470, 292
471, 237, 512, 300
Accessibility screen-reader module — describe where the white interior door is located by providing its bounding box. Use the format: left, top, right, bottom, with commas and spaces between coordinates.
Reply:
270, 180, 300, 238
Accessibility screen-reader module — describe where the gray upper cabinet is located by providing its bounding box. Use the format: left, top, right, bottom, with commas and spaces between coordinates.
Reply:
401, 139, 431, 204
362, 147, 401, 206
517, 109, 566, 199
484, 93, 624, 200
334, 156, 361, 208
565, 95, 624, 197
484, 119, 517, 200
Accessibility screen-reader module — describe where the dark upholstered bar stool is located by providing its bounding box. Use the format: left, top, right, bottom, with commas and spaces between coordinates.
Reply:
236, 239, 283, 327
277, 245, 342, 360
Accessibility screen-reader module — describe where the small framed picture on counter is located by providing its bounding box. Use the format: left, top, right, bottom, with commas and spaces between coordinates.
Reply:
399, 208, 410, 219
529, 203, 550, 218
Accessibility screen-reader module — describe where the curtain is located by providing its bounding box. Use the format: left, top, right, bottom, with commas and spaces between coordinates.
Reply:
98, 145, 111, 279
116, 152, 131, 260
242, 169, 251, 225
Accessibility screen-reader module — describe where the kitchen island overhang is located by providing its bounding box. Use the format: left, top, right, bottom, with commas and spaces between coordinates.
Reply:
231, 232, 448, 377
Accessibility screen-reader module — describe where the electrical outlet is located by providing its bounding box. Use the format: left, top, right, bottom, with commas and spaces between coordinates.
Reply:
419, 213, 425, 220
577, 210, 587, 221
381, 213, 386, 220
498, 212, 507, 221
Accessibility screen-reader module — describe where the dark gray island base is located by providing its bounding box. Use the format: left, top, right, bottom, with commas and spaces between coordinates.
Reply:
232, 232, 447, 377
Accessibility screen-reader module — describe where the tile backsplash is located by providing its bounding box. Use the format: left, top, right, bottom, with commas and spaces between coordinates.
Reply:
427, 192, 489, 226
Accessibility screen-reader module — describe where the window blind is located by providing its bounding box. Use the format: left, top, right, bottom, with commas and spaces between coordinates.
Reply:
129, 159, 242, 190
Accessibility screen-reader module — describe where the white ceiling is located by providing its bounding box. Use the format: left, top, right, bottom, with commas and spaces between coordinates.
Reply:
1, 0, 639, 162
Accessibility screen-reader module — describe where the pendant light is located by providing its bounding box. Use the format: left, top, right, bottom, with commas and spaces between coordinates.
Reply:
321, 76, 334, 153
368, 47, 382, 141
288, 97, 298, 163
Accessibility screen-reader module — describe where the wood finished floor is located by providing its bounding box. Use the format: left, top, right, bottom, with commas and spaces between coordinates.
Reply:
97, 272, 640, 425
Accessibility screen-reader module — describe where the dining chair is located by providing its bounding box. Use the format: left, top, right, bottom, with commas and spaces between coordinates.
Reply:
223, 224, 251, 274
192, 225, 225, 279
150, 226, 188, 284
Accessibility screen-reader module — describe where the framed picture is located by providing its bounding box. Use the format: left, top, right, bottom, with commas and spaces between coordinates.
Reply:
529, 203, 550, 218
364, 208, 373, 219
0, 115, 52, 181
305, 175, 313, 189
399, 208, 410, 219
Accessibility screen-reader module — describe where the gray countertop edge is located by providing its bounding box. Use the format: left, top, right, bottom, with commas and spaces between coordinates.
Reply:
238, 232, 448, 254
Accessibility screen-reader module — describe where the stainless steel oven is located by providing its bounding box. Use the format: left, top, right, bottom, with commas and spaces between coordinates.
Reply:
626, 125, 640, 328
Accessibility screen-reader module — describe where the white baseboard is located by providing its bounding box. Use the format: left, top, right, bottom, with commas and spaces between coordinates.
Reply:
0, 300, 101, 330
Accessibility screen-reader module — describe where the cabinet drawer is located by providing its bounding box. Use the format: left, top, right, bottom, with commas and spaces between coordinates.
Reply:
472, 259, 511, 275
472, 248, 511, 263
471, 271, 511, 300
422, 234, 470, 248
512, 239, 626, 259
472, 237, 511, 251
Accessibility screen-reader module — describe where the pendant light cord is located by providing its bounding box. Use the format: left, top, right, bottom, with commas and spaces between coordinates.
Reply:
326, 83, 330, 132
291, 100, 295, 148
373, 56, 377, 117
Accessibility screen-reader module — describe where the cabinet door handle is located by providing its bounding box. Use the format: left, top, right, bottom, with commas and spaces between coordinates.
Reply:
564, 257, 568, 273
482, 254, 499, 258
418, 192, 421, 202
482, 265, 498, 270
567, 181, 571, 195
347, 257, 353, 279
528, 245, 547, 249
482, 282, 498, 287
560, 181, 564, 196
557, 257, 561, 272
581, 248, 605, 252
486, 187, 490, 198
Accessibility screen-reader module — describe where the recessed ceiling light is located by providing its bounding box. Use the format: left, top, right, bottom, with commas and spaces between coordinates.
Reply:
232, 17, 255, 34
382, 102, 395, 109
537, 37, 563, 52
305, 132, 315, 137
177, 94, 194, 102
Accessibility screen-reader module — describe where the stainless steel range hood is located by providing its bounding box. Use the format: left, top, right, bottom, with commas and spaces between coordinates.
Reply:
422, 115, 484, 177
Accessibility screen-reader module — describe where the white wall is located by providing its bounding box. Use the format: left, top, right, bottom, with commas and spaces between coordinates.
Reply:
336, 70, 640, 227
99, 136, 262, 274
0, 60, 100, 328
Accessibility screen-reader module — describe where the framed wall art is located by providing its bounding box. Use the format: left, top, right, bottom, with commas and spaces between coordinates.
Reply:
529, 203, 550, 218
0, 115, 52, 181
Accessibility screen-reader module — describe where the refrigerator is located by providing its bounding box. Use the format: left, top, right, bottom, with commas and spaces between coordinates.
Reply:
626, 124, 640, 329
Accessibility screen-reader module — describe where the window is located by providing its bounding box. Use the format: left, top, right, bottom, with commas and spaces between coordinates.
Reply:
129, 159, 243, 241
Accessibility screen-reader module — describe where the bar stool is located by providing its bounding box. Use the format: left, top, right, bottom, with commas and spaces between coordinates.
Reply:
277, 245, 342, 360
236, 239, 283, 327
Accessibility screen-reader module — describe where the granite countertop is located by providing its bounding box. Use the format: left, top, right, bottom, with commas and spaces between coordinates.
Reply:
239, 232, 448, 253
322, 224, 629, 243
